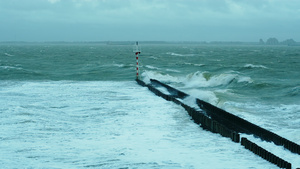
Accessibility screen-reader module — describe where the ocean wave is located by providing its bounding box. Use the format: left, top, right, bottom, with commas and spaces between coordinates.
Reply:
141, 71, 180, 84
0, 66, 46, 80
113, 64, 124, 67
250, 82, 276, 90
140, 71, 219, 105
166, 69, 180, 73
166, 52, 195, 57
243, 64, 268, 69
143, 66, 180, 73
145, 65, 160, 70
141, 70, 253, 89
0, 66, 22, 70
4, 53, 14, 57
183, 62, 205, 67
149, 56, 158, 60
111, 64, 133, 69
183, 71, 253, 88
185, 88, 219, 105
286, 86, 300, 97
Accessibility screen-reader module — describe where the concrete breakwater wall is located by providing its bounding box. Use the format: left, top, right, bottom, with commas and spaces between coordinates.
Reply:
136, 79, 298, 169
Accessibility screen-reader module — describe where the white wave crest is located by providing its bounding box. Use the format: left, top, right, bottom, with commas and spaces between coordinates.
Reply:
0, 66, 22, 70
184, 62, 205, 67
142, 70, 253, 88
183, 71, 252, 88
166, 52, 194, 57
145, 65, 160, 70
166, 69, 180, 73
144, 65, 180, 73
186, 89, 219, 105
237, 76, 253, 83
141, 71, 180, 84
4, 53, 14, 57
112, 64, 125, 68
244, 64, 268, 69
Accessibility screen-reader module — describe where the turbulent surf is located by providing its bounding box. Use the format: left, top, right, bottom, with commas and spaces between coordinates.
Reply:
1, 42, 299, 168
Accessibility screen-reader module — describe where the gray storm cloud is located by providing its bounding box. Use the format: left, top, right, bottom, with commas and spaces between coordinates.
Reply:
0, 0, 299, 41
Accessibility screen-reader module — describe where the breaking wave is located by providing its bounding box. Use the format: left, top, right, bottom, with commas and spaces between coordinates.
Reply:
182, 62, 205, 67
166, 52, 195, 57
4, 53, 14, 57
141, 70, 180, 84
183, 71, 253, 88
141, 70, 253, 89
243, 64, 268, 69
145, 65, 160, 70
0, 65, 23, 70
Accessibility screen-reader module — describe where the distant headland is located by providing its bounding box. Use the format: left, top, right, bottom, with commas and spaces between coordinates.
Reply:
1, 38, 299, 46
259, 38, 299, 46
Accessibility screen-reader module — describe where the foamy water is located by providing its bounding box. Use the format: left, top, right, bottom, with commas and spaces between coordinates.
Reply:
0, 81, 280, 168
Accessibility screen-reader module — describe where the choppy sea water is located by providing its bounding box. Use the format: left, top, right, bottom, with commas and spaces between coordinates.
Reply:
1, 42, 299, 168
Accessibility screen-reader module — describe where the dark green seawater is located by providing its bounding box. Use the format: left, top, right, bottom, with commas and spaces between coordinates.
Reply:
1, 42, 300, 104
0, 43, 136, 81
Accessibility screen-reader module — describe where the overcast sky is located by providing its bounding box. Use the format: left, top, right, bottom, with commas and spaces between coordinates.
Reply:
0, 0, 299, 42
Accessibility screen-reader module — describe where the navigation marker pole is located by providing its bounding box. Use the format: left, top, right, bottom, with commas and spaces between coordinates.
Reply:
134, 41, 141, 79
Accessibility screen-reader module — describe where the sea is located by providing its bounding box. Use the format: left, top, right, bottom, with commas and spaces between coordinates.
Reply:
1, 42, 299, 168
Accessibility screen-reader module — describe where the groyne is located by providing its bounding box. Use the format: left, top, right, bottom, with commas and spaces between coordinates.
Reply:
136, 79, 299, 169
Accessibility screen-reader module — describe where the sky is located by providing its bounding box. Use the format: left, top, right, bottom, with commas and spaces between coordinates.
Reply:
0, 0, 299, 42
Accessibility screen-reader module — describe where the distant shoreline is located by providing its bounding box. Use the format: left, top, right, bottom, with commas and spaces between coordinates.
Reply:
1, 41, 299, 46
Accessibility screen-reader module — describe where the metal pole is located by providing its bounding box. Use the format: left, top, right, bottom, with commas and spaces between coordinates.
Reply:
136, 53, 139, 79
134, 41, 141, 79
